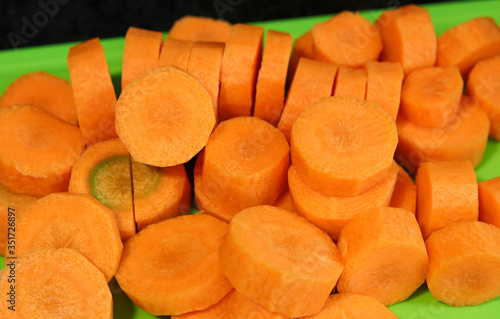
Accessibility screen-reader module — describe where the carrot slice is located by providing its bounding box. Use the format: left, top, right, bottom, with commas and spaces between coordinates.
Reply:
122, 27, 163, 88
337, 207, 428, 306
67, 38, 118, 145
0, 105, 85, 196
219, 205, 344, 317
301, 292, 398, 319
333, 66, 367, 100
437, 17, 500, 76
400, 66, 463, 128
396, 95, 490, 174
195, 117, 289, 221
115, 214, 232, 316
172, 290, 290, 319
288, 161, 399, 240
415, 160, 478, 239
277, 58, 337, 141
376, 4, 436, 74
0, 249, 112, 318
253, 30, 293, 126
290, 96, 397, 197
390, 166, 417, 214
0, 71, 78, 125
479, 177, 500, 228
467, 55, 500, 140
187, 42, 224, 122
288, 31, 314, 81
274, 188, 295, 212
218, 24, 264, 121
425, 221, 500, 306
168, 16, 232, 43
365, 61, 404, 120
15, 193, 123, 282
312, 11, 382, 67
116, 66, 215, 167
158, 38, 194, 72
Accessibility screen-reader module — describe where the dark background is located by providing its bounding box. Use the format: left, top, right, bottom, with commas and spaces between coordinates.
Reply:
1, 0, 456, 50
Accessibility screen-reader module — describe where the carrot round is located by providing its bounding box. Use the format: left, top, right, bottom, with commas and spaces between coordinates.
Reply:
337, 207, 429, 306
219, 205, 344, 317
479, 177, 500, 228
365, 61, 404, 120
122, 27, 163, 88
290, 96, 398, 197
15, 193, 123, 282
0, 105, 85, 196
253, 30, 293, 126
425, 221, 500, 306
158, 38, 194, 72
288, 161, 399, 240
437, 17, 500, 76
400, 66, 463, 128
168, 16, 232, 43
376, 4, 436, 74
466, 55, 500, 140
274, 188, 295, 213
218, 24, 264, 121
67, 38, 118, 145
415, 160, 478, 239
390, 166, 417, 214
312, 11, 382, 67
277, 58, 337, 141
115, 214, 232, 316
0, 249, 112, 318
333, 66, 367, 100
115, 66, 215, 167
288, 31, 314, 81
0, 71, 78, 125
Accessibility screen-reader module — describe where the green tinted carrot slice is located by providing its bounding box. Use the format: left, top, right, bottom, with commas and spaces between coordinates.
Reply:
158, 38, 194, 72
479, 177, 500, 228
168, 16, 232, 43
333, 66, 367, 100
365, 61, 404, 120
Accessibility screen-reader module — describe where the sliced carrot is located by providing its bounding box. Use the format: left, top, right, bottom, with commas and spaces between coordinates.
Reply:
219, 205, 344, 317
301, 292, 398, 319
122, 27, 163, 88
312, 11, 382, 67
396, 95, 490, 174
437, 17, 500, 76
0, 71, 78, 125
400, 66, 463, 128
337, 207, 428, 306
376, 4, 436, 74
15, 193, 123, 282
425, 221, 500, 306
288, 31, 314, 81
290, 96, 397, 197
115, 214, 232, 316
365, 61, 404, 120
277, 58, 337, 141
0, 105, 85, 196
0, 249, 112, 318
274, 188, 295, 213
390, 166, 417, 214
288, 161, 399, 240
158, 38, 194, 72
218, 24, 264, 121
67, 38, 118, 145
466, 55, 500, 140
168, 16, 232, 43
187, 41, 224, 122
415, 160, 478, 239
332, 66, 367, 100
479, 177, 500, 228
253, 30, 293, 126
116, 66, 215, 167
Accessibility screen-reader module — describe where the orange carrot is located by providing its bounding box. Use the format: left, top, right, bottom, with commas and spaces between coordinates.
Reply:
0, 105, 85, 196
158, 38, 194, 72
478, 177, 500, 228
333, 66, 367, 100
115, 214, 232, 316
253, 30, 293, 126
390, 166, 417, 214
122, 27, 163, 88
277, 58, 337, 141
337, 207, 429, 306
274, 188, 295, 212
376, 4, 436, 74
288, 31, 314, 81
219, 205, 344, 317
365, 61, 404, 120
168, 16, 232, 43
218, 24, 264, 121
0, 71, 78, 125
312, 11, 382, 67
425, 221, 500, 306
67, 38, 118, 145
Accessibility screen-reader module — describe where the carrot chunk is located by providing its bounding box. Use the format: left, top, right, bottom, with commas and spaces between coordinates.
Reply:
333, 66, 367, 100
479, 177, 500, 228
288, 31, 314, 81
365, 61, 404, 120
390, 166, 417, 214
168, 16, 232, 43
274, 188, 295, 213
158, 38, 194, 72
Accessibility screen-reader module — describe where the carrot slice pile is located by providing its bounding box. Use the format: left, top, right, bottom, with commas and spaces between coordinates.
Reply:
288, 31, 314, 81
168, 16, 232, 43
479, 177, 500, 228
365, 61, 404, 120
158, 38, 194, 72
333, 66, 367, 100
390, 166, 417, 214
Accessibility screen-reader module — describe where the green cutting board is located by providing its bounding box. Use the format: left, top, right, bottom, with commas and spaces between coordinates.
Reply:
1, 1, 500, 318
